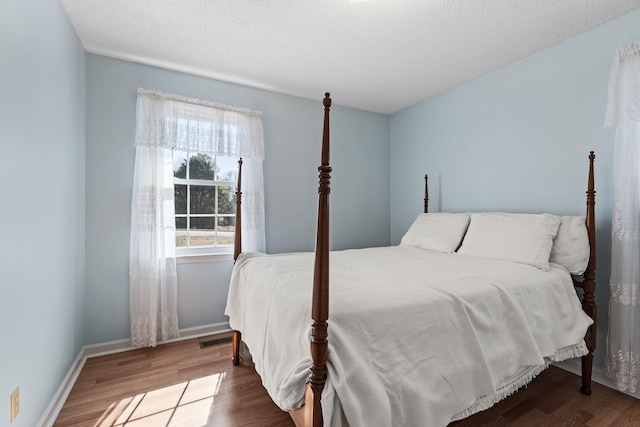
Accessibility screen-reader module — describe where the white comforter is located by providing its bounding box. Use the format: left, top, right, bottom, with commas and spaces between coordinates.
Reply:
225, 245, 592, 427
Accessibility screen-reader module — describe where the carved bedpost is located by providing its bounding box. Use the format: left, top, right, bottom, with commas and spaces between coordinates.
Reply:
581, 151, 597, 395
424, 174, 429, 213
233, 158, 243, 262
308, 93, 332, 427
232, 158, 243, 366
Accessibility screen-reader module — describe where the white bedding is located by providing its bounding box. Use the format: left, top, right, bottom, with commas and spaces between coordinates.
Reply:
225, 245, 592, 427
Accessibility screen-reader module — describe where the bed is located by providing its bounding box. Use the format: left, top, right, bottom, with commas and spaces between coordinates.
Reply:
225, 94, 597, 427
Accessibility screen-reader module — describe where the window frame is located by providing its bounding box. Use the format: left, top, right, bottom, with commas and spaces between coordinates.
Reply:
173, 151, 238, 259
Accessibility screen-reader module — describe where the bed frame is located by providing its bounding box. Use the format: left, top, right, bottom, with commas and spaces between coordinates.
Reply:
231, 93, 597, 426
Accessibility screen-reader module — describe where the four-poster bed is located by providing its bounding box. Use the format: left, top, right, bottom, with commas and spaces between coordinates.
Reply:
226, 93, 597, 426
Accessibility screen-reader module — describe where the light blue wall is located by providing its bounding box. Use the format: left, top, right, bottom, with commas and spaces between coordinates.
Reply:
390, 9, 640, 370
84, 54, 390, 344
2, 4, 633, 422
0, 1, 86, 426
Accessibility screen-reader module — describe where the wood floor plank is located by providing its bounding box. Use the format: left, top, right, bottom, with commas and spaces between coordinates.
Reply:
54, 335, 640, 426
606, 400, 640, 427
586, 386, 637, 426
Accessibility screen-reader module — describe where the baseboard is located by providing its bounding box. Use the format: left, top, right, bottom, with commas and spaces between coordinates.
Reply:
37, 322, 231, 427
83, 322, 232, 358
554, 359, 640, 399
37, 350, 87, 427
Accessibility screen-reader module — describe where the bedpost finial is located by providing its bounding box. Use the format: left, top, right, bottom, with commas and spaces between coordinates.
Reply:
589, 151, 595, 160
323, 93, 331, 108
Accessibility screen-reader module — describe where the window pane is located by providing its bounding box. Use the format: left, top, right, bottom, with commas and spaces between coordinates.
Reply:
190, 186, 215, 214
172, 149, 240, 252
190, 217, 215, 247
189, 153, 215, 180
175, 217, 187, 247
173, 151, 187, 178
217, 186, 235, 215
175, 184, 187, 214
216, 155, 239, 181
217, 217, 235, 246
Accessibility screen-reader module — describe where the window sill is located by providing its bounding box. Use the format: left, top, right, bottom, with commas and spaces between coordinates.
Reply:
176, 253, 234, 264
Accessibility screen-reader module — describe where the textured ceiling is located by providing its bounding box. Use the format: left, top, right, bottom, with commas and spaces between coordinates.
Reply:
61, 0, 640, 114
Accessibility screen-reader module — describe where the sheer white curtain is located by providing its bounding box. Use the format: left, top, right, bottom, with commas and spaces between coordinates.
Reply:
130, 144, 179, 347
130, 89, 265, 347
604, 41, 640, 392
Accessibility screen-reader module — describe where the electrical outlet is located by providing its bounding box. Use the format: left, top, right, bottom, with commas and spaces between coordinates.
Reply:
10, 387, 19, 422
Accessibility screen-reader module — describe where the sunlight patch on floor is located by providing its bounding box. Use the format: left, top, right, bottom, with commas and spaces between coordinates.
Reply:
94, 372, 225, 427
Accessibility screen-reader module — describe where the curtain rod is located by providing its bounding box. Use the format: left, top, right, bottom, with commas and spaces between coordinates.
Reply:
137, 88, 262, 117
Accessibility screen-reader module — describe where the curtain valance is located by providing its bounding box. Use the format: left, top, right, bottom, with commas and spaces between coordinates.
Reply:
605, 41, 640, 128
135, 88, 265, 160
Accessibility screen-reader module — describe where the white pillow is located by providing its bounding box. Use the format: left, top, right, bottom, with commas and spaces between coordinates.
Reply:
400, 213, 471, 253
550, 215, 590, 275
457, 213, 561, 271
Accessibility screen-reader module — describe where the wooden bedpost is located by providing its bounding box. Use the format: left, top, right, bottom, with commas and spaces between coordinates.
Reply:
306, 93, 332, 427
581, 151, 597, 395
232, 158, 243, 366
424, 174, 429, 213
233, 158, 243, 262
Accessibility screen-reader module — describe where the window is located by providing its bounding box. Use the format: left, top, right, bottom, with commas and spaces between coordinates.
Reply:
131, 88, 264, 345
132, 88, 265, 265
173, 150, 238, 256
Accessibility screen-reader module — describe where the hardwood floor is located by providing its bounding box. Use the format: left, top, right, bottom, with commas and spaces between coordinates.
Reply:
55, 334, 640, 426
449, 367, 640, 427
54, 334, 294, 427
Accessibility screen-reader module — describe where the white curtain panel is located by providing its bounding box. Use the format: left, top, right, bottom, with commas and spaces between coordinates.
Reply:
241, 157, 267, 252
130, 89, 266, 347
130, 145, 179, 347
604, 41, 640, 392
